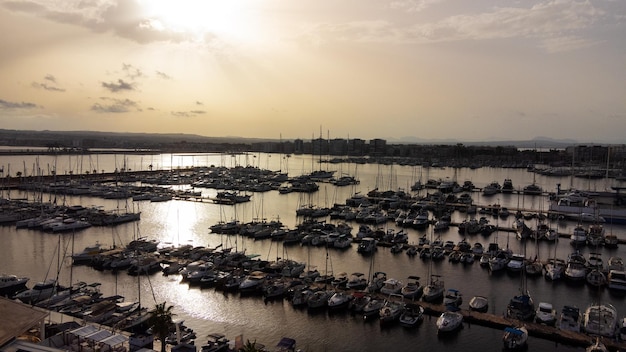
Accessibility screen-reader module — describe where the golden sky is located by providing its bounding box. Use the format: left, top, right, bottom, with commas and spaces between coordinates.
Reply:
0, 0, 625, 142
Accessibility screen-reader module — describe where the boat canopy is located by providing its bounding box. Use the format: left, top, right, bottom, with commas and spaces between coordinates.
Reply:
504, 327, 524, 335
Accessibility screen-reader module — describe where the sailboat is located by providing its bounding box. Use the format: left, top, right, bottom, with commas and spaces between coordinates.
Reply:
423, 228, 445, 302
506, 240, 535, 321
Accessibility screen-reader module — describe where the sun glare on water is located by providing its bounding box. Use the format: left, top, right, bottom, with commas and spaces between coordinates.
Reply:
141, 0, 257, 42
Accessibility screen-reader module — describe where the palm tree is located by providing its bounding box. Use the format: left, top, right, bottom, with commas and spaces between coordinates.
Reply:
148, 302, 175, 352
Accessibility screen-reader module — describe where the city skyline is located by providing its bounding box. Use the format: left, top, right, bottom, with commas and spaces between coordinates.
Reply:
1, 0, 625, 143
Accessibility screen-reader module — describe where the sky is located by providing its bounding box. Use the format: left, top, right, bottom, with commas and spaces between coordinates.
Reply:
0, 0, 625, 143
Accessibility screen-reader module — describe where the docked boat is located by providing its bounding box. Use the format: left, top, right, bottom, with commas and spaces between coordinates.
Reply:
346, 272, 368, 290
356, 237, 377, 255
469, 295, 489, 313
586, 269, 607, 287
502, 326, 528, 350
238, 271, 267, 294
507, 293, 535, 322
0, 273, 29, 297
14, 278, 60, 304
443, 288, 462, 308
327, 291, 353, 310
608, 256, 624, 272
436, 309, 463, 333
583, 303, 618, 337
607, 270, 626, 291
564, 251, 588, 281
570, 225, 588, 247
535, 302, 557, 326
362, 297, 384, 318
400, 276, 424, 301
422, 274, 444, 303
379, 294, 406, 324
201, 333, 230, 352
559, 305, 582, 332
380, 278, 403, 295
307, 289, 333, 310
348, 292, 371, 313
544, 258, 566, 281
399, 303, 424, 328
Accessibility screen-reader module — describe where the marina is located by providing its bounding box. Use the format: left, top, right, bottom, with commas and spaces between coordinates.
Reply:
2, 151, 626, 351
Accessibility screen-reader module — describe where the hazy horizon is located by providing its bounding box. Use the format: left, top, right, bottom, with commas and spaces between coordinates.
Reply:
1, 0, 625, 143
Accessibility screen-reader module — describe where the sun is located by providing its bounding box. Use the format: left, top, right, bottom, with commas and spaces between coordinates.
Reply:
140, 0, 255, 42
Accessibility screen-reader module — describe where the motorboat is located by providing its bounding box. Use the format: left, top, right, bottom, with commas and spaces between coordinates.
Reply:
422, 274, 444, 303
559, 305, 582, 332
367, 272, 387, 293
14, 278, 59, 304
327, 291, 353, 310
357, 237, 377, 255
564, 251, 588, 281
348, 292, 371, 313
380, 278, 403, 295
330, 272, 348, 289
399, 303, 424, 328
607, 257, 624, 272
502, 326, 528, 350
400, 276, 424, 301
201, 333, 230, 352
535, 302, 557, 326
71, 243, 104, 265
586, 269, 607, 287
583, 303, 618, 337
345, 272, 367, 290
607, 270, 626, 292
238, 271, 267, 294
443, 288, 462, 308
489, 250, 510, 272
362, 298, 384, 319
570, 225, 588, 247
506, 254, 525, 273
506, 293, 535, 322
306, 289, 333, 310
544, 258, 566, 281
0, 273, 29, 297
436, 309, 463, 333
469, 295, 489, 313
379, 294, 405, 324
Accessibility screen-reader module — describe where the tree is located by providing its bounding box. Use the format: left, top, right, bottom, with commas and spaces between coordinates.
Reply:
148, 302, 175, 352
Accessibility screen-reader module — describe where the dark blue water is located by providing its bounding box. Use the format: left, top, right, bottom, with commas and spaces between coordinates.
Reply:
1, 152, 625, 351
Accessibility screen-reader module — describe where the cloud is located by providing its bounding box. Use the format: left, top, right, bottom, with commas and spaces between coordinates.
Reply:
102, 79, 135, 93
0, 98, 40, 109
299, 0, 610, 52
171, 110, 206, 118
1, 0, 196, 44
389, 0, 443, 13
32, 74, 66, 92
155, 71, 171, 80
91, 97, 139, 113
122, 63, 143, 79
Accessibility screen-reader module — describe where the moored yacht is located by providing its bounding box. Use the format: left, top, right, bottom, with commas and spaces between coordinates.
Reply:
583, 303, 618, 338
502, 326, 528, 350
436, 309, 463, 333
14, 278, 59, 304
0, 273, 29, 297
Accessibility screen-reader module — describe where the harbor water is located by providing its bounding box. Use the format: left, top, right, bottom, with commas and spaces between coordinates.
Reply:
2, 152, 626, 351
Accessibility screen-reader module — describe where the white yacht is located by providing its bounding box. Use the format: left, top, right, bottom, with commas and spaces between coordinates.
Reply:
583, 303, 618, 338
436, 310, 463, 333
559, 305, 582, 332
